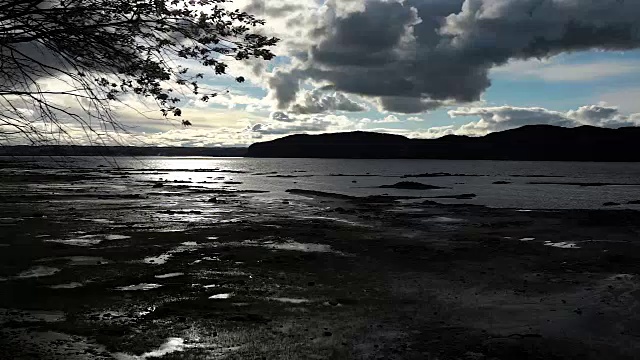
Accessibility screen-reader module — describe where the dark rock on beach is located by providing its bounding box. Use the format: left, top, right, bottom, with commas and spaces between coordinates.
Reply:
603, 202, 621, 206
429, 193, 477, 200
379, 182, 446, 190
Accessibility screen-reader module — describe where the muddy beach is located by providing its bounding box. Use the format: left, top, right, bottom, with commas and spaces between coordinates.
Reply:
1, 159, 640, 359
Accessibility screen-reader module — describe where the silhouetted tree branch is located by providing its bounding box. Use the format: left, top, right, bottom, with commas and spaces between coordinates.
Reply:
0, 0, 278, 145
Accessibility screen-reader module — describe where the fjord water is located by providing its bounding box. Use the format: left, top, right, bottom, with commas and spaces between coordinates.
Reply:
8, 156, 640, 209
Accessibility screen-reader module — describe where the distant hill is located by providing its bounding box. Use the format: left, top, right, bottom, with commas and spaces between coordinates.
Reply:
247, 125, 640, 161
0, 145, 247, 157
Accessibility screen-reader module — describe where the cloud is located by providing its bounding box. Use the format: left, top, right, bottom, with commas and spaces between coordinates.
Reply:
270, 111, 295, 122
447, 104, 640, 136
265, 0, 640, 113
289, 89, 367, 114
376, 96, 447, 114
252, 113, 353, 135
358, 115, 401, 125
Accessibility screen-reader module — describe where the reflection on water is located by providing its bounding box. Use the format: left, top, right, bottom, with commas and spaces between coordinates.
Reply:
211, 239, 341, 254
17, 266, 60, 278
114, 337, 185, 359
50, 282, 86, 289
46, 234, 130, 247
544, 241, 581, 249
4, 156, 640, 209
209, 293, 233, 299
155, 272, 184, 279
116, 283, 162, 291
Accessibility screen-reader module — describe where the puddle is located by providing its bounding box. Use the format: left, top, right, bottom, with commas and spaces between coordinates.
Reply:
520, 237, 536, 242
46, 234, 130, 247
268, 297, 310, 304
51, 282, 86, 289
105, 234, 131, 241
192, 256, 221, 264
217, 239, 339, 254
181, 242, 198, 246
17, 266, 60, 278
80, 218, 113, 224
209, 293, 233, 299
266, 241, 334, 253
155, 272, 184, 279
143, 254, 173, 265
113, 337, 241, 359
203, 284, 219, 288
46, 235, 103, 247
117, 283, 163, 291
144, 243, 203, 265
114, 337, 185, 359
544, 241, 580, 249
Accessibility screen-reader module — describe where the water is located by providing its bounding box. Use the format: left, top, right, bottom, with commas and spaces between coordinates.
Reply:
2, 156, 640, 209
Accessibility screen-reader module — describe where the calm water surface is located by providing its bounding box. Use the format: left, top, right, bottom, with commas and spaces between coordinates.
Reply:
3, 157, 640, 209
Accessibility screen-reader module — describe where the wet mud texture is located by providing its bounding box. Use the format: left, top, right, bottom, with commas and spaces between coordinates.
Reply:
1, 171, 640, 359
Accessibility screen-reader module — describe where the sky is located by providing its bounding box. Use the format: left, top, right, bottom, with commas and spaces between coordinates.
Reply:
18, 0, 640, 146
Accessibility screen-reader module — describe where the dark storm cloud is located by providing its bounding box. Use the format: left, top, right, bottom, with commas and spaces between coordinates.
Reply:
269, 0, 640, 113
377, 96, 446, 114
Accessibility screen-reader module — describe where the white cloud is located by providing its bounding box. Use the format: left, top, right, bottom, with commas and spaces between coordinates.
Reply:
445, 104, 640, 136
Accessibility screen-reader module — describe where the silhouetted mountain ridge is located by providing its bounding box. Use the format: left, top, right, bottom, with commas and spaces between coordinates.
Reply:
247, 125, 640, 161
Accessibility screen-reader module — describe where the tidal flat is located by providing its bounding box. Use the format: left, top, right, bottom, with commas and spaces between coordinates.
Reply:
1, 159, 640, 359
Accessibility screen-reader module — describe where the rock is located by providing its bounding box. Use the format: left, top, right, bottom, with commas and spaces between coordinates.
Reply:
152, 183, 164, 188
574, 308, 583, 315
323, 331, 332, 337
627, 200, 640, 205
493, 181, 511, 185
379, 182, 445, 190
603, 202, 620, 206
429, 193, 477, 200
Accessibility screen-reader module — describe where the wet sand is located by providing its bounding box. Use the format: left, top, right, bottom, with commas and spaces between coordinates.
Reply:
1, 167, 640, 359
